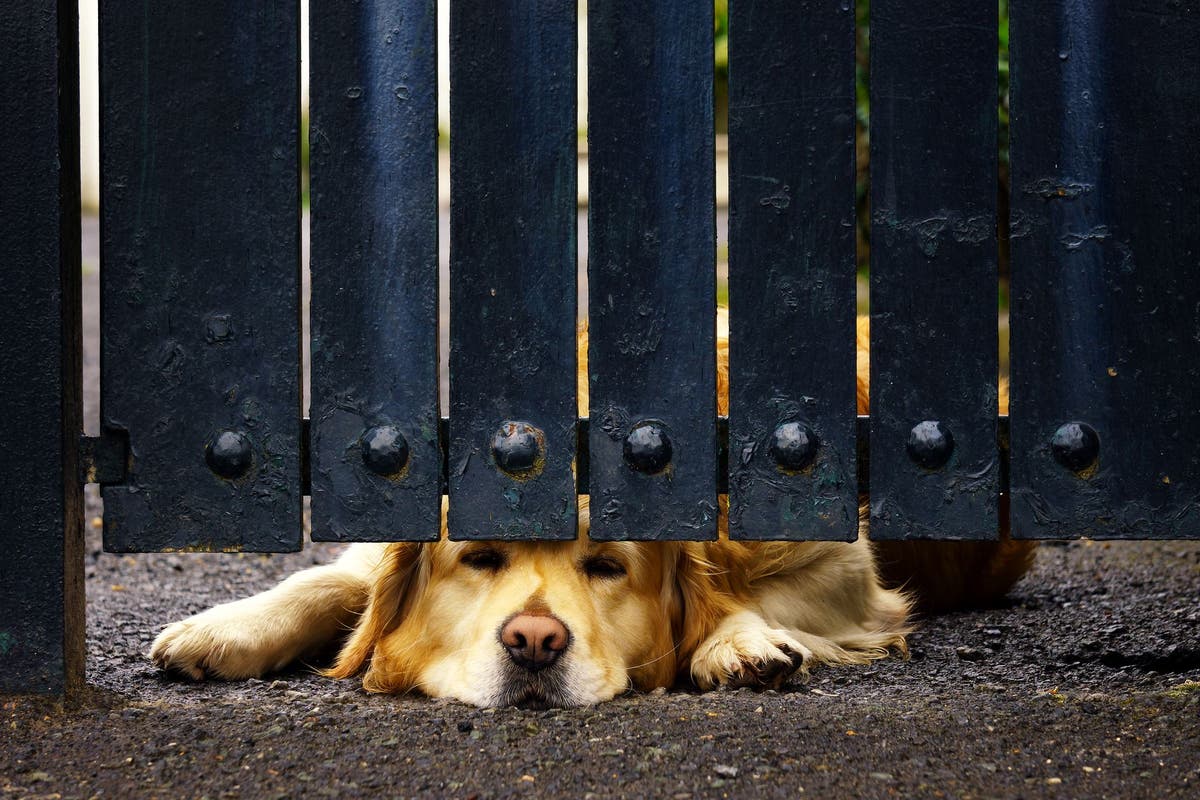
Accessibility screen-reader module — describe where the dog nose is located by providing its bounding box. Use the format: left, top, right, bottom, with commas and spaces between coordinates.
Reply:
500, 614, 570, 671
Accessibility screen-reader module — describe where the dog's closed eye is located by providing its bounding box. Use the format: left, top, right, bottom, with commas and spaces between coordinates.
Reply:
461, 547, 506, 572
582, 555, 626, 580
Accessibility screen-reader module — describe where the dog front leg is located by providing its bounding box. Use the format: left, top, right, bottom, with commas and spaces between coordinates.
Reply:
688, 609, 811, 690
150, 544, 382, 680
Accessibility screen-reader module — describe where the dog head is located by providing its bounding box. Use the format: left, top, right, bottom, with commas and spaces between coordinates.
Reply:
327, 504, 732, 708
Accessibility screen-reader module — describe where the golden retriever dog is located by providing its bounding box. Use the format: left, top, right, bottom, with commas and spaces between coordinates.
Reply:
151, 315, 1034, 708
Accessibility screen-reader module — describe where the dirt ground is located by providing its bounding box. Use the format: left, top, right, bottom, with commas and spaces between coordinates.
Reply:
3, 528, 1198, 799
3, 223, 1198, 798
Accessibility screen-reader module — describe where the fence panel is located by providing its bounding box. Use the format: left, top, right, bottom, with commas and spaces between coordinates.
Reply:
0, 0, 83, 693
726, 1, 858, 541
447, 1, 578, 540
1009, 3, 1200, 539
868, 0, 999, 540
100, 4, 302, 551
309, 0, 440, 542
587, 0, 717, 541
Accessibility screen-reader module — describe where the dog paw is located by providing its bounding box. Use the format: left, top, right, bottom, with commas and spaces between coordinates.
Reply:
689, 611, 811, 691
150, 602, 292, 680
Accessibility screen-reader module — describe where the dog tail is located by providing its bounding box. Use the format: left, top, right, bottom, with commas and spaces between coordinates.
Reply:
870, 534, 1037, 613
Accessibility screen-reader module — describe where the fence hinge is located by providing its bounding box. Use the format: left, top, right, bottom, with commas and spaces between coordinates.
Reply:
79, 429, 129, 486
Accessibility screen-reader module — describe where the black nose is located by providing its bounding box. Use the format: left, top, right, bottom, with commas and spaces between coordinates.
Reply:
499, 613, 570, 671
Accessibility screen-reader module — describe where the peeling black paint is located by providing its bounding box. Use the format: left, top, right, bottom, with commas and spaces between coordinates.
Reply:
1021, 178, 1093, 200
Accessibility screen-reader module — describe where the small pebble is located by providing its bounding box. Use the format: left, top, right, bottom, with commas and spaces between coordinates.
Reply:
956, 646, 986, 662
713, 764, 738, 778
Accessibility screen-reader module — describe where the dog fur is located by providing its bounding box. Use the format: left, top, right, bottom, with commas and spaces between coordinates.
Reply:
151, 314, 1034, 707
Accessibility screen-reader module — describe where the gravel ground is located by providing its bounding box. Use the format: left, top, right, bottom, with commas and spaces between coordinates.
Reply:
2, 531, 1198, 799
3, 223, 1198, 798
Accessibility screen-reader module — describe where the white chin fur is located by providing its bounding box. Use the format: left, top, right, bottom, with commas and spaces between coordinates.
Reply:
433, 653, 617, 708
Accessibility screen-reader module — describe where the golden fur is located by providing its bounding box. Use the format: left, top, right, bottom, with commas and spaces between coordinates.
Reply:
150, 314, 1033, 707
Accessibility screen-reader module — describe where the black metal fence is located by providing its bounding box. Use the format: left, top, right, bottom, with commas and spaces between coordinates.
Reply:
3, 1, 1198, 691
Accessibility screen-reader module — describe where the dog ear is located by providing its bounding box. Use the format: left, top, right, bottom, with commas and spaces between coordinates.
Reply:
325, 542, 424, 680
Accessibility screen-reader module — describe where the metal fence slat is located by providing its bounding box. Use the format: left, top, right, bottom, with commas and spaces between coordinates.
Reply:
587, 0, 717, 541
100, 5, 301, 552
1009, 3, 1200, 539
447, 1, 578, 540
726, 1, 857, 541
868, 1, 999, 540
0, 0, 84, 693
309, 0, 440, 542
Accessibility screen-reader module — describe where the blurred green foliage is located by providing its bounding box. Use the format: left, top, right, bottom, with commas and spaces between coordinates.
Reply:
714, 0, 728, 79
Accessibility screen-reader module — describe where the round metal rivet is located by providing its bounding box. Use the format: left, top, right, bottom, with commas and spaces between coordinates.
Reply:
769, 422, 819, 471
491, 421, 543, 475
205, 429, 253, 479
623, 421, 672, 474
906, 420, 954, 470
1051, 422, 1100, 472
360, 425, 409, 476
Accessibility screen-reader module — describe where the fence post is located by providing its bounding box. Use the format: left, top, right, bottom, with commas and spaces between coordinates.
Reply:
0, 0, 84, 693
